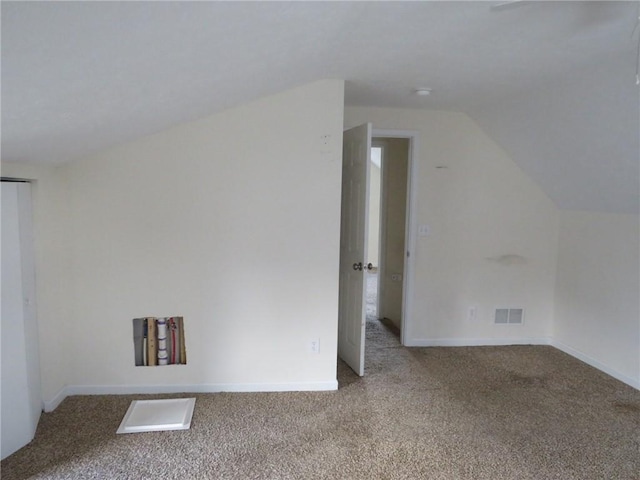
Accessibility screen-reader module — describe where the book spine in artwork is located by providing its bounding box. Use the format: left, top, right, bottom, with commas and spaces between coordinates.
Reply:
157, 317, 168, 365
142, 319, 148, 366
178, 316, 187, 364
133, 318, 145, 366
147, 317, 157, 366
165, 317, 173, 364
169, 317, 177, 364
174, 318, 181, 364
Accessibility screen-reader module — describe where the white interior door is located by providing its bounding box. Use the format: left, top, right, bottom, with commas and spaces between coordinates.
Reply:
1, 181, 41, 460
338, 123, 371, 376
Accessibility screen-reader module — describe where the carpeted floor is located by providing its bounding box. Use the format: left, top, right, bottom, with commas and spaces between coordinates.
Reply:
2, 318, 639, 479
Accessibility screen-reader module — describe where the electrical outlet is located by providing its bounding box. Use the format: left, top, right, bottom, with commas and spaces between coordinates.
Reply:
391, 274, 402, 282
309, 338, 320, 354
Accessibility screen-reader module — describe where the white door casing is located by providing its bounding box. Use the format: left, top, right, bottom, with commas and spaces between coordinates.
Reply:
371, 129, 419, 347
338, 123, 371, 376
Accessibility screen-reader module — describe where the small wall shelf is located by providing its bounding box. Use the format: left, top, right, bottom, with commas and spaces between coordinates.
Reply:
133, 317, 187, 366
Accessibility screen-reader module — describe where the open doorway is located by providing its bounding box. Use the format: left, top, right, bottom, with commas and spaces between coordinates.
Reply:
366, 146, 382, 320
338, 125, 417, 376
366, 138, 410, 339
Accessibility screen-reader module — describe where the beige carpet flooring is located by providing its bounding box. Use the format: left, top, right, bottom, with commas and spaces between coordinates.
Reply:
2, 319, 639, 479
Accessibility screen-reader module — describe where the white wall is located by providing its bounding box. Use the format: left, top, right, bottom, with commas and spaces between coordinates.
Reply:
553, 211, 640, 388
6, 83, 636, 411
59, 80, 344, 397
1, 182, 41, 458
375, 138, 408, 327
0, 164, 72, 408
346, 107, 560, 345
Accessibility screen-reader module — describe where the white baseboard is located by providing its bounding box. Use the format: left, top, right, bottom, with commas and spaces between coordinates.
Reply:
550, 340, 639, 390
43, 380, 338, 412
43, 386, 69, 412
404, 336, 638, 391
405, 337, 552, 347
42, 341, 638, 412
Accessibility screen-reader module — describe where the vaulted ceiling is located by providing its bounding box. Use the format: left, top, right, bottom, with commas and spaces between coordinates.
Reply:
2, 1, 638, 213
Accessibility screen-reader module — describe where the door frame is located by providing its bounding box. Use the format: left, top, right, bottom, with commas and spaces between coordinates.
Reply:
371, 129, 419, 347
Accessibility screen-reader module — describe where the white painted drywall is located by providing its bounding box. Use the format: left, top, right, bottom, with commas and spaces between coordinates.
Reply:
375, 138, 408, 328
0, 165, 72, 409
58, 80, 344, 393
1, 182, 41, 459
345, 107, 560, 344
553, 211, 640, 387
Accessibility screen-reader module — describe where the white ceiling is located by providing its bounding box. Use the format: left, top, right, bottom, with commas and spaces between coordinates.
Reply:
2, 1, 639, 213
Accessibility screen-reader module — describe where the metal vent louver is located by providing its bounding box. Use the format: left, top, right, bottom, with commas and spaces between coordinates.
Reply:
495, 308, 524, 324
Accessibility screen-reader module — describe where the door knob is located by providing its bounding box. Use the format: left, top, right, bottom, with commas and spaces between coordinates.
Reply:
366, 263, 374, 271
353, 262, 363, 271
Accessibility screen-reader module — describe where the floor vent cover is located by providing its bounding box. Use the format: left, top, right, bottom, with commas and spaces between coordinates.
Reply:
494, 308, 524, 325
117, 398, 195, 434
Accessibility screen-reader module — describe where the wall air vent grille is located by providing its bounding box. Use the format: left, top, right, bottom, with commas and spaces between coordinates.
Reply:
494, 308, 524, 325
